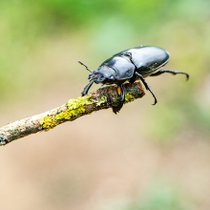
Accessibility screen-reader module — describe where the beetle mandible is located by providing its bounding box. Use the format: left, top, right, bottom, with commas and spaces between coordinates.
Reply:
79, 46, 189, 113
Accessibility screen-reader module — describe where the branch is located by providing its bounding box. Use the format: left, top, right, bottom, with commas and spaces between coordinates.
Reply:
0, 81, 145, 146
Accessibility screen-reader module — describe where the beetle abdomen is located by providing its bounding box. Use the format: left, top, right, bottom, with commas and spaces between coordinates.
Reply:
127, 46, 170, 76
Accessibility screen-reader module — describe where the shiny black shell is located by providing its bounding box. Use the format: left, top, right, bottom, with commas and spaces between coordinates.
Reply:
100, 46, 170, 80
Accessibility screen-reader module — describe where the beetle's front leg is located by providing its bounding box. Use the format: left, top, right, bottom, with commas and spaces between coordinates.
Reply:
135, 72, 158, 105
112, 84, 125, 114
81, 80, 94, 96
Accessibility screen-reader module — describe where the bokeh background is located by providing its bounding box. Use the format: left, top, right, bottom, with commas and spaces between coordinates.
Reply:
1, 0, 210, 209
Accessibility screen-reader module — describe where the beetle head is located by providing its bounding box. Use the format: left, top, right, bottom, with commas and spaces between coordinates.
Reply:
88, 71, 105, 83
89, 66, 116, 84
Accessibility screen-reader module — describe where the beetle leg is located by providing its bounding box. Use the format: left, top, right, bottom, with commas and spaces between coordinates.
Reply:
81, 80, 94, 96
135, 72, 158, 105
112, 85, 125, 114
150, 70, 189, 81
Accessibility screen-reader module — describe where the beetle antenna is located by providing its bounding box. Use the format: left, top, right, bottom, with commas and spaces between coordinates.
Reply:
78, 61, 92, 73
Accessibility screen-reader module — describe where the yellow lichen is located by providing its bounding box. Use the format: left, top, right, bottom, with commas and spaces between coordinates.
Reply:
96, 95, 107, 106
40, 115, 58, 130
125, 93, 135, 103
67, 96, 92, 109
40, 96, 93, 131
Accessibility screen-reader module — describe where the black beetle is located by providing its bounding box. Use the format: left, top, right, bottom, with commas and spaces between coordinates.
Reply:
79, 46, 189, 113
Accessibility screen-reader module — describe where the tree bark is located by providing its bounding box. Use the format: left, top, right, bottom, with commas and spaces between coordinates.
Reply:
0, 81, 145, 146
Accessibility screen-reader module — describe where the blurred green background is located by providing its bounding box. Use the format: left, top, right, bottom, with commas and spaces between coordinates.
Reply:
1, 0, 210, 210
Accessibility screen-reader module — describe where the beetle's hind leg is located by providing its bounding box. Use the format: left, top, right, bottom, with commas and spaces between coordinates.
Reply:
135, 72, 158, 105
150, 70, 189, 80
112, 85, 125, 114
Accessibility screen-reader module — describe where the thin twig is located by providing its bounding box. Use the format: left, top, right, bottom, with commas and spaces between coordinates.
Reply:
0, 81, 145, 146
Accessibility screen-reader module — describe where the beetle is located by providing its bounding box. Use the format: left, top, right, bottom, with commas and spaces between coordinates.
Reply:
79, 46, 189, 113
